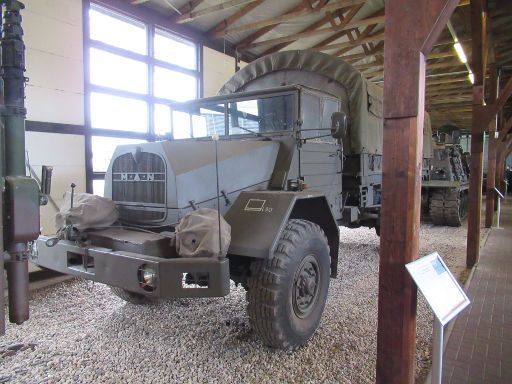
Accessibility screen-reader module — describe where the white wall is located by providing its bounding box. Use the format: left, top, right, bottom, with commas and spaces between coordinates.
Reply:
23, 0, 85, 235
26, 133, 86, 234
24, 0, 84, 125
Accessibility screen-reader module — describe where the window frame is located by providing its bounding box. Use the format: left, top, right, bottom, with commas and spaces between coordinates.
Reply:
84, 1, 202, 193
167, 89, 299, 138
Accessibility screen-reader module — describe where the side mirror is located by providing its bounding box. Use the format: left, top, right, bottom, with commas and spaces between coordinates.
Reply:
331, 112, 348, 139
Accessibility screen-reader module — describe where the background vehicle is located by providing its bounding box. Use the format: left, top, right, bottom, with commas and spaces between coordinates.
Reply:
422, 126, 470, 226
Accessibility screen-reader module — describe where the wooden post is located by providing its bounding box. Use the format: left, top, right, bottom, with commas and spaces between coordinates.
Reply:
485, 65, 498, 228
466, 0, 487, 268
376, 1, 458, 383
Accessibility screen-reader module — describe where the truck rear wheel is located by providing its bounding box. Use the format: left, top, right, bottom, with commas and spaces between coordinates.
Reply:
110, 287, 154, 305
247, 219, 330, 351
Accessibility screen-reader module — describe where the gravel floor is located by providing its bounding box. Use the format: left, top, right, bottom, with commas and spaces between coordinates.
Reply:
1, 223, 488, 384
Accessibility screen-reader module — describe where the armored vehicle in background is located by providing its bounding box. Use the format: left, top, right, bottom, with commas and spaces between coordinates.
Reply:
32, 51, 384, 350
422, 127, 470, 226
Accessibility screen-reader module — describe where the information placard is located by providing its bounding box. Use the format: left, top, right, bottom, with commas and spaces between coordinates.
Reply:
406, 252, 470, 325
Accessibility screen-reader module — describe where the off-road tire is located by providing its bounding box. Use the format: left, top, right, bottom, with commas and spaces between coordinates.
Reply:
247, 219, 330, 351
110, 287, 154, 305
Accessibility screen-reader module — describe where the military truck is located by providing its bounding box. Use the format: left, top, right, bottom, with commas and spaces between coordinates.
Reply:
31, 51, 384, 350
422, 126, 470, 226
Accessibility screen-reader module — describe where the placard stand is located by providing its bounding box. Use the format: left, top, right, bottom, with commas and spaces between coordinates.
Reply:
432, 318, 443, 384
406, 252, 470, 384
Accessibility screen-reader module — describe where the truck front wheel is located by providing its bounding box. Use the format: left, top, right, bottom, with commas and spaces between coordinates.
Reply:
247, 219, 330, 351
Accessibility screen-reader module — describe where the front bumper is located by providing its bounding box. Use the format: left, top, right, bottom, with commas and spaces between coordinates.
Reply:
31, 236, 230, 299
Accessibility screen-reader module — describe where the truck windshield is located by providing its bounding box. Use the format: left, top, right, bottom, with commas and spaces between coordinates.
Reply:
168, 93, 295, 139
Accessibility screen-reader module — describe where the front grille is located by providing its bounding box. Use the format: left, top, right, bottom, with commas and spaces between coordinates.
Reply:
117, 206, 166, 222
112, 151, 166, 222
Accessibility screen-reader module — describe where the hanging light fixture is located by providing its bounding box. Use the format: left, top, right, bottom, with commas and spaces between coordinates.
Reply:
468, 71, 474, 84
447, 21, 473, 83
454, 41, 468, 64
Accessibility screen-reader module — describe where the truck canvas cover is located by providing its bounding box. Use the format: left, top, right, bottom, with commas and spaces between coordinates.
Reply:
219, 50, 383, 155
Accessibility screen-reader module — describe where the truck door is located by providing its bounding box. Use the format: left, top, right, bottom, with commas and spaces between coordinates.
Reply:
299, 94, 342, 220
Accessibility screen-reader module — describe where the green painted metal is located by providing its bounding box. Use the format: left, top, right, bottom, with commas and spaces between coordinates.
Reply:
1, 0, 38, 329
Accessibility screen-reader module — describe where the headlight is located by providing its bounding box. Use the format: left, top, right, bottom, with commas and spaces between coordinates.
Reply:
138, 264, 157, 292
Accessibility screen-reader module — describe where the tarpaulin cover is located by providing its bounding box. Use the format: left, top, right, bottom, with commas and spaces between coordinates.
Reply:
219, 50, 383, 155
55, 192, 119, 230
219, 50, 434, 159
175, 208, 231, 258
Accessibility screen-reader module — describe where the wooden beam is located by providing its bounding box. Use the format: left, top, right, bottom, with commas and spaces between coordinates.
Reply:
215, 0, 365, 37
338, 46, 384, 62
499, 116, 512, 142
428, 50, 456, 59
175, 0, 204, 14
262, 12, 333, 55
426, 76, 470, 85
467, 0, 487, 268
353, 61, 380, 70
333, 23, 380, 56
376, 1, 459, 383
314, 31, 385, 52
177, 0, 259, 24
427, 60, 465, 70
309, 3, 367, 50
208, 0, 265, 35
235, 1, 313, 49
238, 15, 385, 50
481, 76, 512, 126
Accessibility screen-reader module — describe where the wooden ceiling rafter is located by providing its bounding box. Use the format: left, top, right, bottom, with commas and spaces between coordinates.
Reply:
235, 1, 316, 50
208, 0, 266, 35
314, 7, 383, 50
216, 0, 364, 38
260, 14, 332, 55
337, 44, 383, 62
259, 1, 363, 56
177, 0, 259, 24
176, 0, 205, 14
237, 14, 385, 50
312, 31, 384, 52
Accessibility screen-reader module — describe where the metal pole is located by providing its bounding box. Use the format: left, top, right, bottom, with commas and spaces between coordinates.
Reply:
0, 181, 4, 335
497, 196, 501, 229
0, 1, 4, 335
2, 0, 30, 325
432, 318, 444, 384
213, 135, 222, 258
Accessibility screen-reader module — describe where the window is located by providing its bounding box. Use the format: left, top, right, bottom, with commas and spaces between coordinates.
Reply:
163, 94, 296, 140
229, 95, 295, 135
86, 3, 201, 193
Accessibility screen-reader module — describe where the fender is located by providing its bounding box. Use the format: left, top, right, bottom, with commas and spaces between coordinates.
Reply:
225, 191, 339, 277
